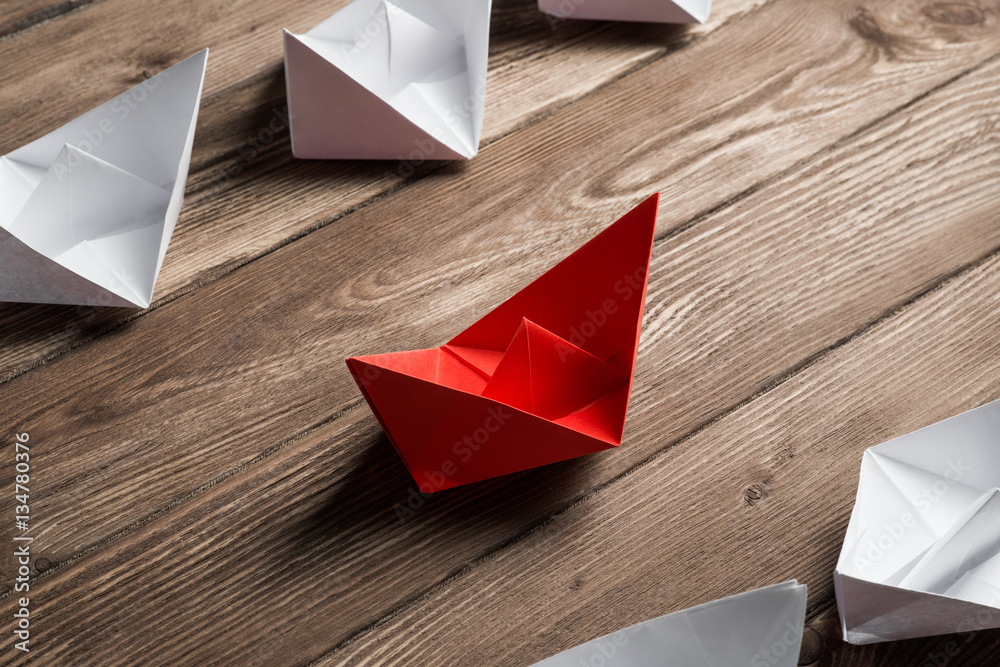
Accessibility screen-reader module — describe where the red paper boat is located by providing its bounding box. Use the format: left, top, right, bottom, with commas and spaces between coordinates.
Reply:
346, 194, 658, 491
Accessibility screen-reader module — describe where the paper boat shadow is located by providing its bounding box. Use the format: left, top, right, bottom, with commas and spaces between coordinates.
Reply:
0, 300, 137, 351
284, 421, 589, 557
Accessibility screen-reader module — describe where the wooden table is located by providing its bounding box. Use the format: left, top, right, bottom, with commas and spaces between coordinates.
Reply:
2, 0, 1000, 664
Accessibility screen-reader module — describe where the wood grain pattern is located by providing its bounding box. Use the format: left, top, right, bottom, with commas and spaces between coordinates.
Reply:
320, 244, 1000, 665
2, 0, 997, 382
0, 0, 100, 41
0, 0, 765, 382
3, 0, 999, 568
3, 10, 1000, 663
2, 0, 1000, 664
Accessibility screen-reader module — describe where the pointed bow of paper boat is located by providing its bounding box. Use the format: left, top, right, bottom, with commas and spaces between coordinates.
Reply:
834, 398, 1000, 644
347, 194, 659, 491
283, 0, 491, 160
0, 49, 208, 308
530, 581, 808, 666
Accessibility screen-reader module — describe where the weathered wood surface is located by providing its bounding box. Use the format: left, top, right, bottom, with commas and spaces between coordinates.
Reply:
322, 241, 1000, 665
0, 0, 765, 382
0, 0, 97, 41
1, 0, 999, 664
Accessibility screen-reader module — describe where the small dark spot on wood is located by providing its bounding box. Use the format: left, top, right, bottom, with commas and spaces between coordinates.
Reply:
797, 626, 824, 665
849, 8, 892, 50
774, 445, 795, 465
571, 577, 585, 591
35, 557, 51, 572
745, 485, 763, 504
923, 1, 986, 26
250, 25, 258, 32
142, 68, 154, 80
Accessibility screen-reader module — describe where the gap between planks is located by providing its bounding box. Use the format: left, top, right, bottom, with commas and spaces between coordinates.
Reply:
0, 0, 103, 42
306, 215, 1000, 666
0, 61, 1000, 600
0, 399, 366, 601
0, 3, 996, 664
0, 0, 772, 387
2, 33, 997, 616
2, 12, 998, 595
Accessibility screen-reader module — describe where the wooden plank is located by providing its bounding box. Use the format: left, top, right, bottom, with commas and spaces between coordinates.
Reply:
314, 217, 1000, 666
3, 31, 1000, 665
1, 0, 995, 383
0, 0, 99, 41
4, 0, 999, 566
0, 0, 757, 379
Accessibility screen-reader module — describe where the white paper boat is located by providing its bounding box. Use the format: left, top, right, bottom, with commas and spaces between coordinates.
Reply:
0, 49, 208, 308
835, 399, 1000, 643
531, 581, 808, 666
284, 0, 491, 160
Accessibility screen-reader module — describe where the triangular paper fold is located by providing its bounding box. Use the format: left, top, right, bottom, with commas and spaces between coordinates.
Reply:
897, 490, 1000, 597
835, 398, 1000, 643
347, 194, 658, 491
283, 0, 491, 160
447, 193, 659, 375
481, 318, 628, 420
538, 0, 711, 24
530, 581, 807, 666
0, 49, 208, 307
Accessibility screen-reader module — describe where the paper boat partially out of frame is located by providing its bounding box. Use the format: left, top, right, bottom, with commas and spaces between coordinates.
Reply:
531, 581, 808, 666
835, 398, 1000, 644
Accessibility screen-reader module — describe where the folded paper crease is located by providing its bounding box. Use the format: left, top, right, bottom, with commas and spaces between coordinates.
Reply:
347, 194, 659, 490
835, 399, 1000, 643
0, 49, 208, 307
283, 0, 490, 160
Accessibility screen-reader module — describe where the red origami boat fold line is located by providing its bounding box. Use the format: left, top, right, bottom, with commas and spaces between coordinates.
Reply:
346, 193, 659, 491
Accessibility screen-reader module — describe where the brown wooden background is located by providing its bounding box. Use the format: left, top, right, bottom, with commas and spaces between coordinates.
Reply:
2, 0, 1000, 664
